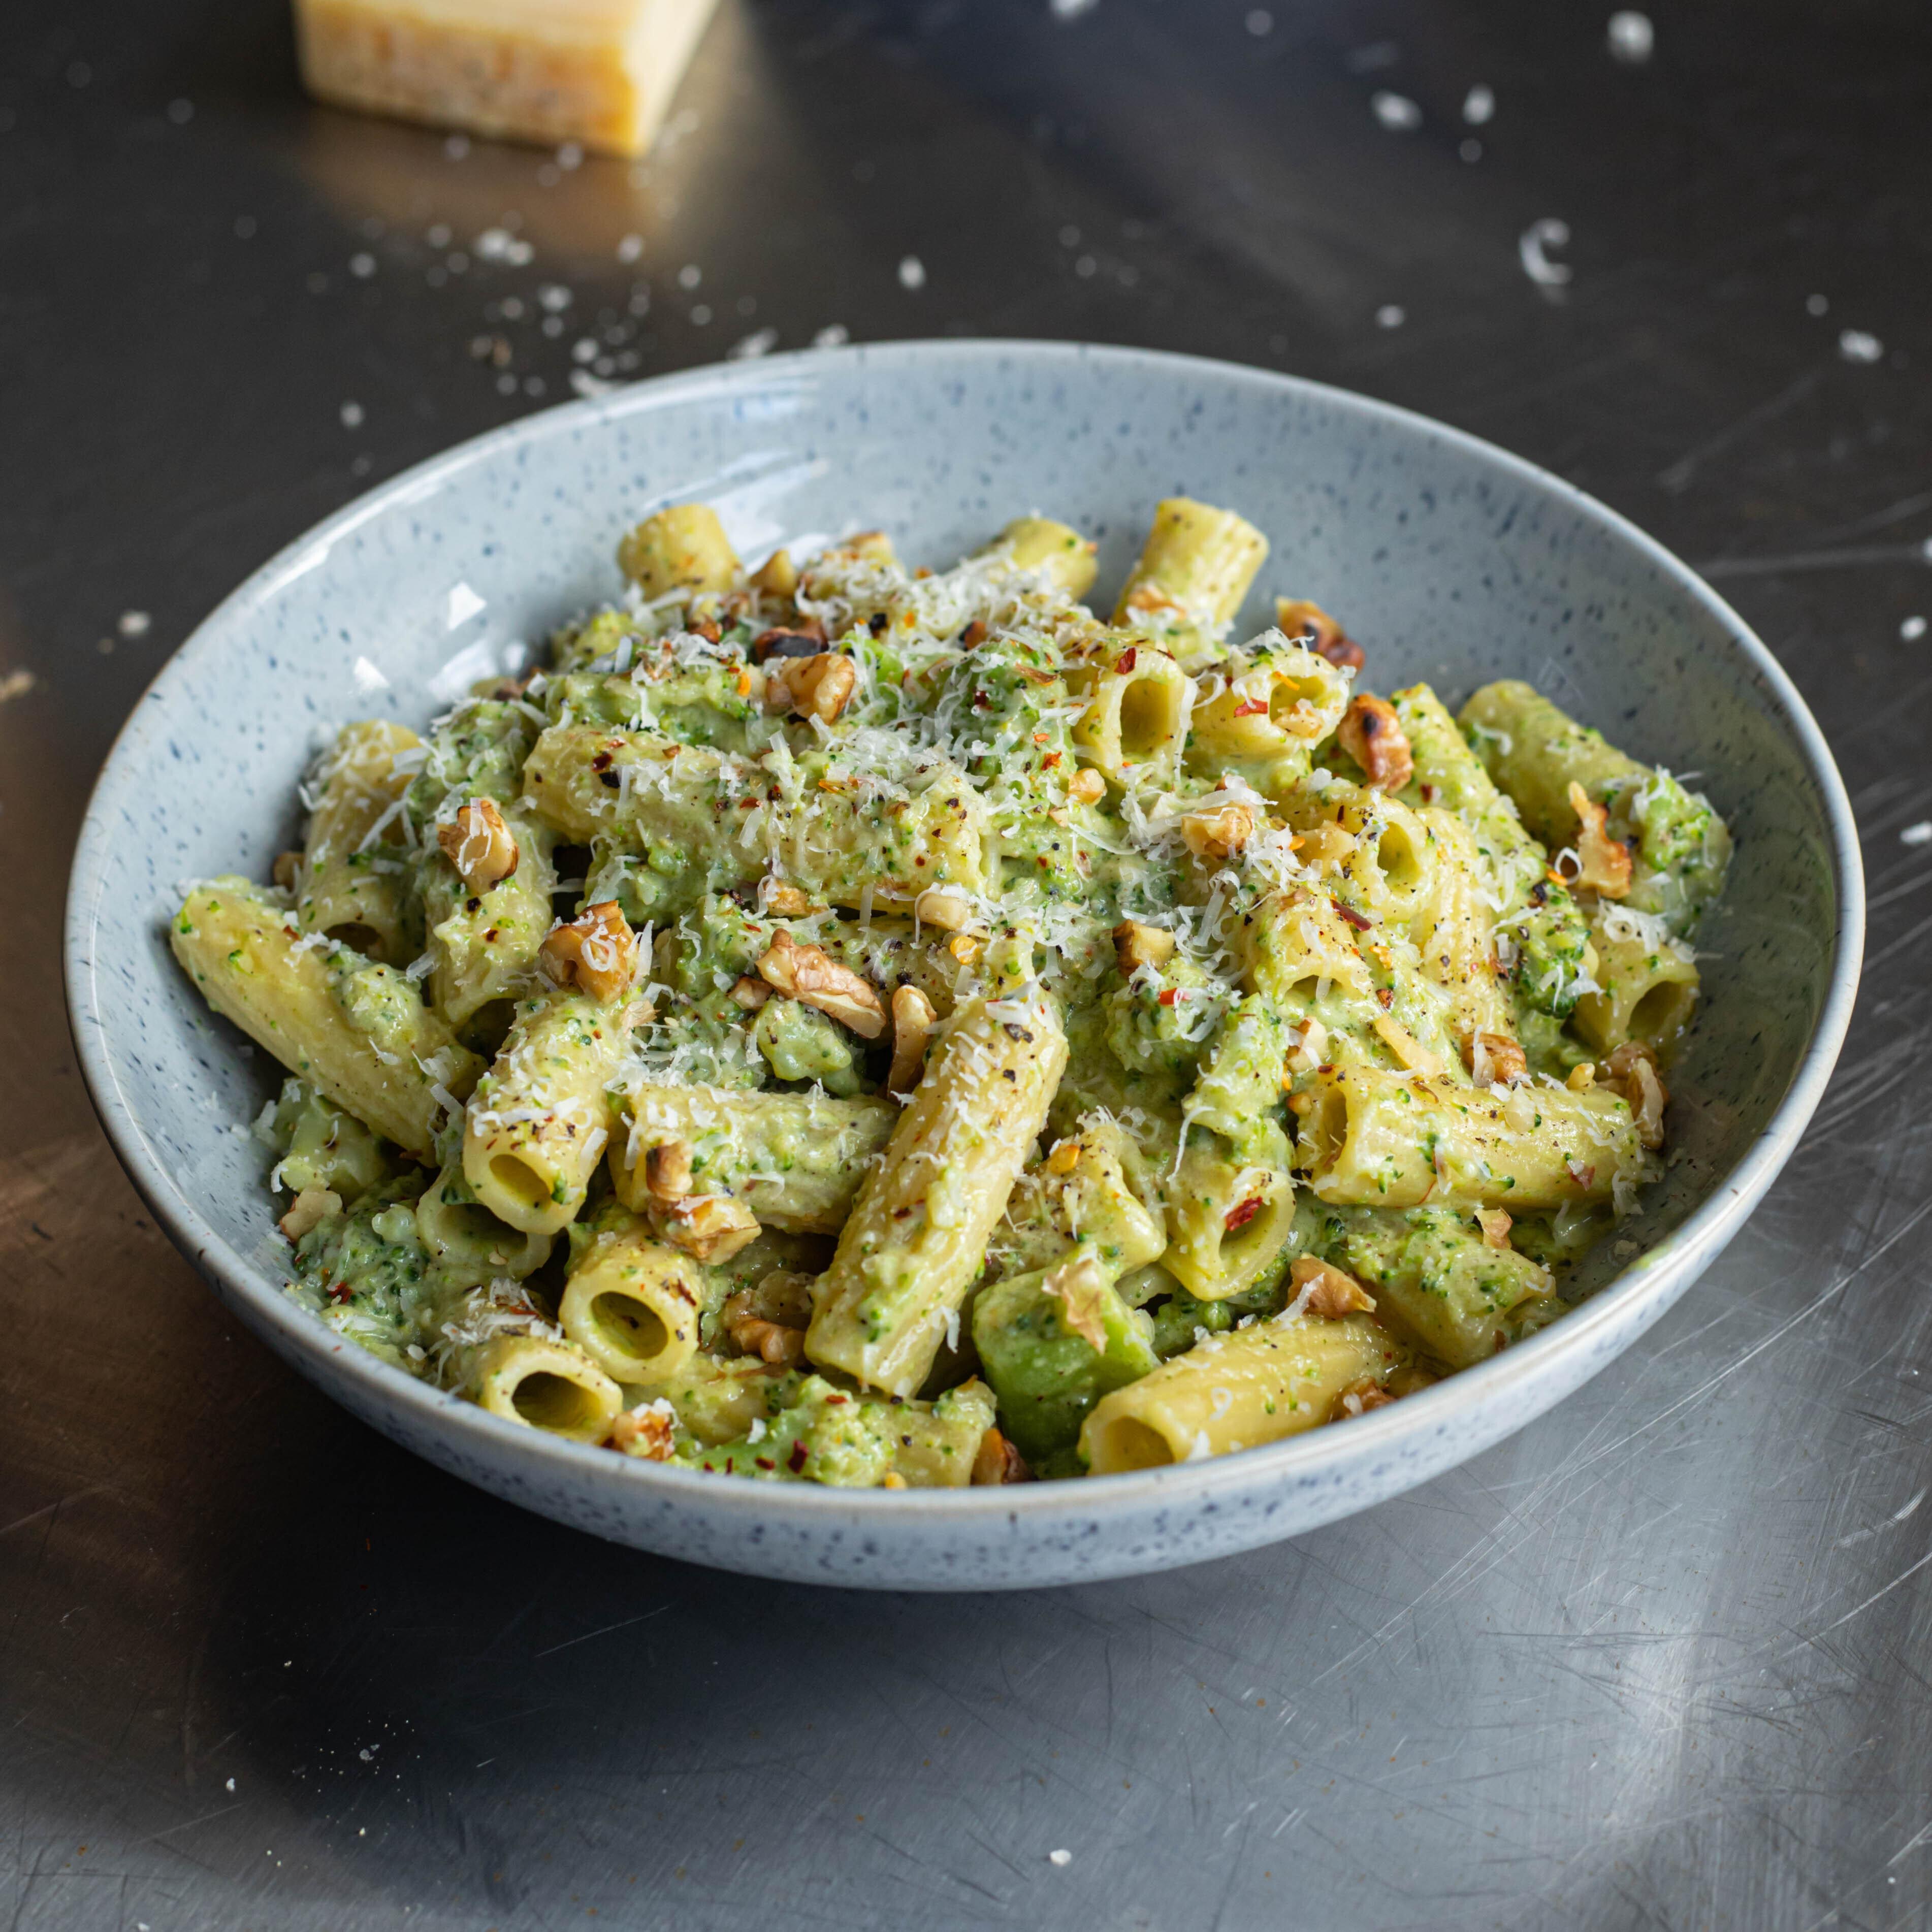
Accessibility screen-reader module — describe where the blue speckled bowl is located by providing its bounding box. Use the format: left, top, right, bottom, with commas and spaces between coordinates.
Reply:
64, 342, 1862, 1589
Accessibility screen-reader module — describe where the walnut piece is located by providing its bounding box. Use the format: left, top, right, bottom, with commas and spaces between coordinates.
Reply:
278, 1186, 342, 1242
887, 985, 937, 1096
971, 1427, 1031, 1486
1181, 801, 1257, 863
761, 881, 821, 917
657, 1194, 761, 1264
645, 1139, 693, 1205
437, 797, 520, 894
1275, 597, 1366, 673
1290, 1255, 1377, 1318
1601, 1039, 1669, 1149
729, 975, 771, 1011
1331, 1375, 1395, 1422
272, 849, 302, 891
756, 929, 886, 1039
1113, 919, 1176, 975
1567, 782, 1632, 897
728, 1317, 806, 1366
913, 887, 981, 933
1466, 1031, 1528, 1087
1067, 767, 1106, 806
765, 650, 857, 723
540, 900, 637, 1003
1337, 693, 1413, 790
610, 1401, 676, 1461
1474, 1206, 1514, 1251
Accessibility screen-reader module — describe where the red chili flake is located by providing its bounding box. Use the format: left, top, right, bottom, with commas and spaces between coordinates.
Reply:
1114, 649, 1137, 674
591, 750, 614, 771
1157, 986, 1180, 1007
824, 1392, 849, 1406
1042, 750, 1061, 768
326, 1281, 353, 1304
738, 797, 759, 810
692, 619, 723, 643
787, 1440, 809, 1473
1224, 1197, 1264, 1233
755, 1457, 776, 1471
1231, 698, 1269, 718
1567, 1161, 1596, 1189
1420, 783, 1438, 804
1332, 899, 1373, 931
960, 620, 987, 650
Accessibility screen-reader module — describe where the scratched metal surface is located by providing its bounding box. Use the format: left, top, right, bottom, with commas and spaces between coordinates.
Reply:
2, 0, 1928, 1926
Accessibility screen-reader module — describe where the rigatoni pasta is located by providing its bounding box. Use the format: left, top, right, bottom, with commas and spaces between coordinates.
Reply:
171, 492, 1730, 1486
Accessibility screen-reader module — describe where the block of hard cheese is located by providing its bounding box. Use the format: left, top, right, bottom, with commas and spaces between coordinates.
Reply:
294, 0, 721, 158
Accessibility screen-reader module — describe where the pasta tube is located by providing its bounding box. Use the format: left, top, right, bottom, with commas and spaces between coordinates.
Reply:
470, 1335, 623, 1443
807, 987, 1069, 1397
171, 880, 480, 1158
617, 503, 740, 597
1292, 1066, 1645, 1209
295, 720, 423, 963
611, 1083, 897, 1234
1571, 904, 1700, 1055
1112, 497, 1268, 664
414, 1161, 553, 1279
559, 1208, 707, 1383
1081, 1313, 1402, 1472
981, 515, 1098, 600
1069, 645, 1192, 781
463, 985, 646, 1234
1315, 1205, 1554, 1369
1187, 642, 1349, 772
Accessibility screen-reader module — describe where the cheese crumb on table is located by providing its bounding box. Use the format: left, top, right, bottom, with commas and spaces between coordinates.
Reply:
294, 0, 723, 158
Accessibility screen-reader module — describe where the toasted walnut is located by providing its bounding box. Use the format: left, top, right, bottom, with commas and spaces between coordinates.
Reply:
1331, 1375, 1395, 1422
1067, 767, 1106, 806
1275, 597, 1366, 673
753, 624, 827, 661
1113, 920, 1176, 975
729, 974, 772, 1011
1284, 1015, 1329, 1077
1181, 801, 1257, 863
1566, 1061, 1597, 1091
750, 549, 798, 602
913, 887, 981, 933
1601, 1039, 1669, 1149
761, 881, 821, 917
278, 1186, 342, 1242
610, 1401, 677, 1461
1567, 782, 1632, 897
1466, 1031, 1528, 1087
729, 1317, 806, 1366
658, 1194, 761, 1263
971, 1427, 1031, 1486
540, 900, 638, 1003
765, 651, 857, 723
272, 849, 302, 891
756, 930, 886, 1039
645, 1139, 693, 1205
437, 797, 520, 894
1474, 1206, 1514, 1251
1290, 1255, 1377, 1318
887, 985, 937, 1095
724, 1271, 816, 1331
1337, 694, 1413, 791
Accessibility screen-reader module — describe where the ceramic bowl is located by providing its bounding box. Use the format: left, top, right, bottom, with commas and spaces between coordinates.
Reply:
65, 342, 1862, 1590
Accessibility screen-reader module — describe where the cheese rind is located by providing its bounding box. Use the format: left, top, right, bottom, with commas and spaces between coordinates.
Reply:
294, 0, 720, 158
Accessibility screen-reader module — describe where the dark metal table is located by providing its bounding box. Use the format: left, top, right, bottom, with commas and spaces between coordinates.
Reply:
5, 2, 1929, 1925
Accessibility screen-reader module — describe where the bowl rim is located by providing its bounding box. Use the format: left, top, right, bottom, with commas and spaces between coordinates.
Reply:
63, 336, 1866, 1534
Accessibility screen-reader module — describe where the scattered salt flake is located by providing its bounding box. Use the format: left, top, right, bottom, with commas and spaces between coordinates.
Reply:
226, 1777, 236, 1791
1520, 218, 1572, 286
1462, 83, 1495, 123
616, 233, 643, 265
1806, 292, 1829, 316
1376, 304, 1405, 329
1371, 91, 1422, 131
1901, 821, 1932, 847
1903, 616, 1927, 640
1245, 8, 1272, 33
1049, 0, 1098, 17
1460, 137, 1483, 162
1049, 1848, 1073, 1866
677, 263, 701, 290
571, 370, 617, 399
348, 251, 376, 279
0, 668, 36, 704
1838, 329, 1883, 365
340, 400, 365, 428
898, 254, 927, 289
475, 228, 534, 266
813, 323, 851, 348
351, 655, 389, 693
1607, 11, 1654, 62
729, 327, 779, 360
556, 141, 583, 170
167, 98, 194, 124
118, 608, 151, 637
